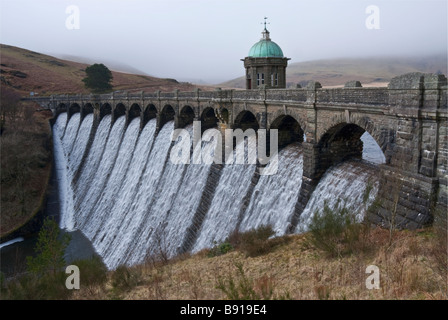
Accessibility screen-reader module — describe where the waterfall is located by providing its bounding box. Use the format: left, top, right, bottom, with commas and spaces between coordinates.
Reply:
62, 113, 80, 155
192, 136, 258, 252
239, 143, 303, 236
296, 160, 380, 232
68, 113, 94, 175
53, 112, 382, 270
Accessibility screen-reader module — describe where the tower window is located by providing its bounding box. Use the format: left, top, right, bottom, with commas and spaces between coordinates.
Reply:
275, 73, 278, 86
257, 73, 260, 86
271, 74, 274, 86
261, 73, 265, 85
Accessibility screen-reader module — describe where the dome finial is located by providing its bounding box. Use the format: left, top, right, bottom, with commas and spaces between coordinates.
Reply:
261, 17, 270, 40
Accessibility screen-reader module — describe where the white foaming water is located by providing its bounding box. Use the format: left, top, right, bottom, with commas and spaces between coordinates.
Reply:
68, 113, 94, 175
53, 113, 73, 230
123, 125, 194, 266
62, 113, 80, 156
101, 121, 173, 269
296, 160, 380, 232
73, 115, 111, 207
87, 117, 141, 247
54, 112, 383, 270
149, 128, 220, 259
239, 143, 303, 236
55, 113, 67, 139
192, 136, 257, 252
77, 116, 126, 236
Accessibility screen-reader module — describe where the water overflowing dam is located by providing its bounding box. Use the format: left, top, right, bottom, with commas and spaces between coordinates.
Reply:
53, 112, 381, 270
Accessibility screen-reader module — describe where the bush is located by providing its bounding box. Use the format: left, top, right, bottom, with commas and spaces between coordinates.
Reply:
2, 272, 72, 300
111, 265, 141, 293
216, 262, 289, 300
307, 200, 367, 257
208, 241, 233, 258
71, 256, 108, 295
26, 217, 71, 276
227, 225, 285, 258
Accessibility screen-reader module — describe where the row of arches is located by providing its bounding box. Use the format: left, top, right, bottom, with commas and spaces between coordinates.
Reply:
57, 102, 387, 173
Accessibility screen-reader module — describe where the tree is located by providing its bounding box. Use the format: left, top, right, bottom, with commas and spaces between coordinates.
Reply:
82, 63, 113, 93
26, 217, 71, 276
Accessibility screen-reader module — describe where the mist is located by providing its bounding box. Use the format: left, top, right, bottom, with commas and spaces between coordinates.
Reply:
0, 0, 446, 84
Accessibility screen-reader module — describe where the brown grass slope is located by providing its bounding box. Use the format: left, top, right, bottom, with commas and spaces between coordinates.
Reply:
0, 44, 211, 95
221, 55, 447, 88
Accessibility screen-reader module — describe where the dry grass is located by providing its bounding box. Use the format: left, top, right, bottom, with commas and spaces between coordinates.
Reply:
67, 226, 446, 300
0, 44, 214, 95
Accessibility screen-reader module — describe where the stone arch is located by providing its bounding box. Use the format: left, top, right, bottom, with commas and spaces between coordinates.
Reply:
159, 104, 176, 129
129, 103, 142, 122
178, 105, 195, 128
200, 107, 218, 132
233, 110, 259, 131
68, 103, 81, 120
317, 114, 392, 156
268, 109, 307, 137
55, 103, 67, 118
315, 120, 388, 180
100, 103, 112, 121
270, 115, 304, 147
82, 103, 94, 120
114, 103, 127, 121
218, 107, 229, 124
143, 104, 157, 128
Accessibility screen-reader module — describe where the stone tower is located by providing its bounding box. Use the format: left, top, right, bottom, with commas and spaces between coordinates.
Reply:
242, 20, 290, 89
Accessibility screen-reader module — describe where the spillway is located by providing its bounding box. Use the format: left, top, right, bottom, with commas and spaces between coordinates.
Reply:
53, 112, 382, 269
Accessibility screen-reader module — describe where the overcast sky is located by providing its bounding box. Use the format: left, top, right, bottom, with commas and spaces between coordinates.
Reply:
0, 0, 446, 83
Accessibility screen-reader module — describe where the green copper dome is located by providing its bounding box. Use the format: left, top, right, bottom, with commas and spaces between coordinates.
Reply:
248, 28, 284, 58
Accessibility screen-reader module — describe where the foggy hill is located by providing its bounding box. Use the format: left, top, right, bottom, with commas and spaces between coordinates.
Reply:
220, 55, 447, 88
0, 44, 212, 96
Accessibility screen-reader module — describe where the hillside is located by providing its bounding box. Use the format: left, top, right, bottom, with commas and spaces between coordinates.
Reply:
0, 44, 212, 96
221, 55, 447, 88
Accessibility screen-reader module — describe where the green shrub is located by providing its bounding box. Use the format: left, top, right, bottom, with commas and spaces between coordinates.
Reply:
111, 265, 141, 293
237, 225, 277, 257
216, 262, 288, 300
208, 241, 233, 257
2, 272, 72, 300
307, 200, 366, 257
26, 217, 71, 276
71, 256, 108, 294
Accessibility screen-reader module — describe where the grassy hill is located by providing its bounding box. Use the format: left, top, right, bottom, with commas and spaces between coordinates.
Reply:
0, 44, 211, 96
221, 55, 447, 88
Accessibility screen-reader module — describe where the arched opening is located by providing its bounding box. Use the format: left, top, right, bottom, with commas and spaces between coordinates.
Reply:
129, 103, 141, 121
100, 103, 112, 121
82, 103, 94, 120
56, 103, 67, 118
200, 107, 218, 133
219, 108, 229, 124
316, 123, 385, 179
143, 104, 157, 128
68, 103, 81, 120
114, 103, 126, 120
160, 104, 175, 129
178, 105, 195, 128
270, 115, 304, 148
233, 110, 259, 131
